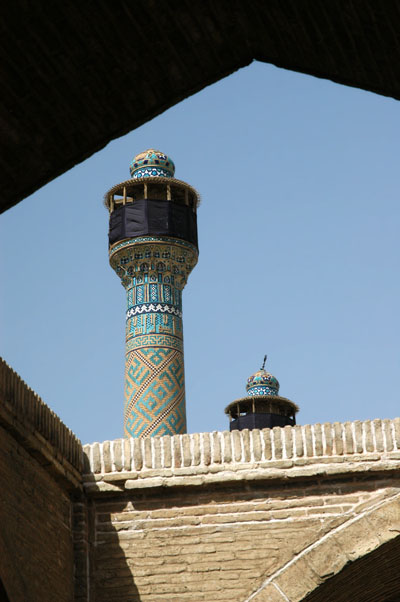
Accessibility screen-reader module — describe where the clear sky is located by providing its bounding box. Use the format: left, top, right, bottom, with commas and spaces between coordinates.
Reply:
1, 61, 399, 445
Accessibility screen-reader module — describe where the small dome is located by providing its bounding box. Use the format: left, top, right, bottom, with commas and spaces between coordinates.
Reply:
129, 149, 175, 179
246, 368, 280, 396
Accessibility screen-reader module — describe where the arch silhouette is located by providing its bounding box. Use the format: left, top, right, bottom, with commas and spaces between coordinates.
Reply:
0, 579, 10, 602
2, 3, 400, 213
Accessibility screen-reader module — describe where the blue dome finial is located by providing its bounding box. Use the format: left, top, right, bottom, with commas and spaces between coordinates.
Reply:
246, 357, 280, 396
129, 149, 175, 179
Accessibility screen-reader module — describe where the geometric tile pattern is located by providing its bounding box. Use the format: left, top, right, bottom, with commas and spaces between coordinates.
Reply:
109, 237, 198, 291
110, 236, 196, 255
126, 303, 182, 319
246, 385, 278, 396
126, 313, 182, 339
126, 334, 183, 354
124, 346, 186, 437
246, 368, 280, 396
110, 237, 198, 438
130, 165, 172, 179
129, 149, 175, 179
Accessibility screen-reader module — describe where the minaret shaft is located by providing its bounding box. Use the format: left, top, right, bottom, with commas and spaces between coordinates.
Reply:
110, 236, 197, 438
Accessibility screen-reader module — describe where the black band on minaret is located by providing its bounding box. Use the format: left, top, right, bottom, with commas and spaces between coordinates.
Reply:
109, 199, 198, 248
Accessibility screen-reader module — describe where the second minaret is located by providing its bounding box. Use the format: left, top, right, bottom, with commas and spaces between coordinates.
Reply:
105, 150, 199, 437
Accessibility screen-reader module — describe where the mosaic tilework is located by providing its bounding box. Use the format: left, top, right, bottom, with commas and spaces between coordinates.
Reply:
129, 149, 175, 179
126, 334, 183, 354
247, 385, 278, 396
246, 369, 280, 396
127, 281, 181, 308
126, 313, 182, 339
124, 346, 186, 437
110, 236, 196, 255
110, 238, 198, 291
126, 303, 182, 319
131, 166, 171, 179
110, 237, 198, 438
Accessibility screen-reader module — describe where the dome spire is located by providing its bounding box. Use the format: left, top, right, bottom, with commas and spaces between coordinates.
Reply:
261, 354, 267, 370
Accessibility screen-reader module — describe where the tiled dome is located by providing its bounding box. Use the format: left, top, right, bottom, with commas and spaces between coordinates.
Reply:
246, 368, 280, 396
129, 149, 175, 179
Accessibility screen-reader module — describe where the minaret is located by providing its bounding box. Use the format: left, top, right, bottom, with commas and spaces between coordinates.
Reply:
105, 150, 199, 438
225, 357, 299, 431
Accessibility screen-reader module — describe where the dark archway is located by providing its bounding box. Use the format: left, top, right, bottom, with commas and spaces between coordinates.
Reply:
304, 535, 400, 602
3, 1, 400, 213
0, 579, 10, 602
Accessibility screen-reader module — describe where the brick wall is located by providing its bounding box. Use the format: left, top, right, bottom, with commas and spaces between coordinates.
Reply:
0, 358, 83, 602
0, 422, 75, 601
91, 479, 400, 601
2, 353, 399, 601
83, 420, 400, 601
0, 358, 82, 477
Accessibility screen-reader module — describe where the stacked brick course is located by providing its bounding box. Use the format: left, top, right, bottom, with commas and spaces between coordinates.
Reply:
82, 421, 400, 601
0, 358, 82, 486
0, 358, 83, 602
83, 418, 400, 491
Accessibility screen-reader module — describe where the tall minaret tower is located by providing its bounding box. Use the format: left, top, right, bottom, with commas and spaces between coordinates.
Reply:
105, 150, 199, 438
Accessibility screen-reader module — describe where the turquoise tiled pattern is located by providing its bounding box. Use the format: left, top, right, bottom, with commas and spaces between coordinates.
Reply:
129, 149, 175, 179
110, 237, 198, 438
246, 369, 280, 396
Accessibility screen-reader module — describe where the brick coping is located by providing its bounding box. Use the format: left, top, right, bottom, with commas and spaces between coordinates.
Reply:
0, 357, 83, 487
83, 418, 400, 493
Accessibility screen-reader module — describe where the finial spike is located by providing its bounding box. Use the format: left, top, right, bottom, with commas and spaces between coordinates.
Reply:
261, 355, 267, 370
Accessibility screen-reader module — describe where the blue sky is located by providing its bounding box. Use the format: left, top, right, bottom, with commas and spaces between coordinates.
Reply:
1, 61, 399, 445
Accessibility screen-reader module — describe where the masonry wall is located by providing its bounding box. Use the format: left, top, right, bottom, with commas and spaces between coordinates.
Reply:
0, 423, 75, 601
90, 476, 400, 601
83, 419, 400, 602
2, 352, 400, 601
0, 358, 83, 602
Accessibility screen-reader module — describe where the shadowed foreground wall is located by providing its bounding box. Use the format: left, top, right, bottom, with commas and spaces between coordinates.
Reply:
0, 423, 74, 601
82, 421, 400, 601
0, 359, 83, 602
